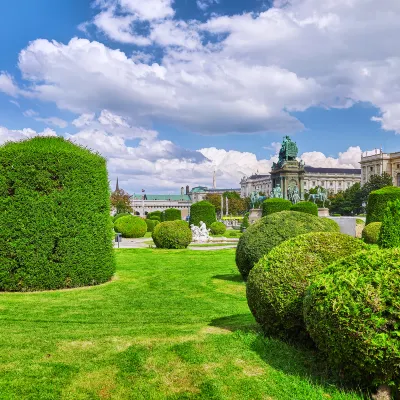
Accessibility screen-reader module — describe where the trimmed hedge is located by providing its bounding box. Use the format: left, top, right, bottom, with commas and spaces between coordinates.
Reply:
262, 198, 292, 216
378, 199, 400, 248
366, 186, 400, 225
145, 219, 157, 233
240, 215, 249, 231
114, 215, 147, 238
362, 222, 382, 244
147, 211, 163, 221
113, 213, 131, 222
236, 211, 339, 280
304, 249, 400, 388
0, 137, 115, 291
247, 232, 368, 340
210, 222, 226, 235
189, 201, 216, 228
290, 201, 318, 216
152, 220, 192, 249
164, 208, 181, 221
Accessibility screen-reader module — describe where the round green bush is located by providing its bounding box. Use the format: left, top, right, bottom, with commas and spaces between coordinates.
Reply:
235, 211, 340, 280
114, 215, 147, 238
210, 222, 226, 235
0, 137, 115, 291
152, 220, 192, 249
229, 231, 238, 237
113, 213, 131, 222
362, 222, 382, 244
164, 208, 181, 221
290, 201, 318, 216
262, 198, 292, 216
145, 219, 156, 233
366, 186, 400, 225
149, 216, 161, 222
247, 232, 368, 340
304, 248, 400, 387
147, 211, 163, 221
378, 199, 400, 249
189, 201, 216, 228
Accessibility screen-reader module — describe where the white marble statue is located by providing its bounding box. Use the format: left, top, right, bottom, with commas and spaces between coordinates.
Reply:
190, 221, 211, 242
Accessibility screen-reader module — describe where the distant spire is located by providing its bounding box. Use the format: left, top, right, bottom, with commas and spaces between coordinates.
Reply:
116, 177, 120, 192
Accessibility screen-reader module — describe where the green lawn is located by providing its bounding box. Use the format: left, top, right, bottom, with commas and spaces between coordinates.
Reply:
0, 249, 363, 400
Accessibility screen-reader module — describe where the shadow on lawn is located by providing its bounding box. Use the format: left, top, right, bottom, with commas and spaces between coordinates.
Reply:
209, 313, 259, 333
212, 274, 243, 283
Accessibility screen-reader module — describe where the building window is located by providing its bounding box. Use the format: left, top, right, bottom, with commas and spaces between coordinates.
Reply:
312, 181, 315, 186
330, 182, 333, 186
370, 166, 373, 172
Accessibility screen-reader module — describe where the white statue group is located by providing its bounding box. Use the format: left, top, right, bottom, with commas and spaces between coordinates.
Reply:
190, 221, 211, 243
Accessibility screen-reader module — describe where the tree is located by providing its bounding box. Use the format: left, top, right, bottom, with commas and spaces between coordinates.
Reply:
111, 189, 133, 215
204, 194, 222, 214
361, 173, 393, 203
329, 183, 363, 215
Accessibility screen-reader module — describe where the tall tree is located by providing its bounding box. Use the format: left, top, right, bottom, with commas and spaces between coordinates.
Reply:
361, 173, 393, 203
111, 189, 133, 215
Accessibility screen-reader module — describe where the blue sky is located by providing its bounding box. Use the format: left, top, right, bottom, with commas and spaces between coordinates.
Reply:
0, 0, 399, 193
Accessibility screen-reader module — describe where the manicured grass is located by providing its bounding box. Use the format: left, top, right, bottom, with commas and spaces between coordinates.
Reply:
0, 249, 363, 399
189, 243, 237, 247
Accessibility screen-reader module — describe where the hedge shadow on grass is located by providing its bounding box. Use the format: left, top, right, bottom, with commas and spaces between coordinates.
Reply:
212, 274, 243, 283
209, 314, 259, 333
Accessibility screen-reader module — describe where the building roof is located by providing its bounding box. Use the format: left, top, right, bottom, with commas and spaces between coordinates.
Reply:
248, 174, 270, 180
304, 166, 361, 175
132, 194, 191, 201
205, 188, 241, 193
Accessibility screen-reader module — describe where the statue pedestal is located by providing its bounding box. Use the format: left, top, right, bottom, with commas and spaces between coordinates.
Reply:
318, 208, 330, 217
249, 208, 262, 224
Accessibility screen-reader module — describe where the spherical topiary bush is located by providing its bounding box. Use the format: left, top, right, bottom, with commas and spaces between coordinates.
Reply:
145, 219, 156, 233
262, 198, 292, 216
164, 208, 181, 221
247, 232, 368, 340
320, 217, 341, 232
210, 222, 226, 235
229, 231, 238, 237
366, 186, 400, 225
290, 201, 318, 216
304, 249, 400, 388
189, 201, 216, 228
152, 220, 192, 249
362, 222, 382, 244
236, 211, 339, 280
114, 215, 147, 238
0, 137, 115, 291
113, 213, 131, 222
148, 211, 163, 221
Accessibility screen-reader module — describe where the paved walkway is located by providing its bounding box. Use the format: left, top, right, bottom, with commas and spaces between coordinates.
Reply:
114, 237, 238, 250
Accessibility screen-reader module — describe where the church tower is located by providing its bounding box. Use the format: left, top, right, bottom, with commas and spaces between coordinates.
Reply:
115, 177, 120, 192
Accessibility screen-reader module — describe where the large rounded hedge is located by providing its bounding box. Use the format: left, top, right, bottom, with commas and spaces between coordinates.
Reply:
210, 221, 226, 235
0, 137, 115, 291
189, 201, 216, 228
366, 186, 400, 225
378, 199, 400, 249
290, 201, 318, 216
362, 222, 382, 244
247, 232, 368, 340
164, 208, 181, 221
262, 198, 292, 216
152, 220, 192, 249
236, 211, 339, 280
304, 249, 400, 388
114, 215, 147, 238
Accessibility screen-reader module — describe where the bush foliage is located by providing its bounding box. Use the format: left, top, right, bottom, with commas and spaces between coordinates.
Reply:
210, 221, 226, 235
247, 232, 368, 340
152, 220, 192, 249
304, 248, 400, 388
366, 186, 400, 225
262, 198, 292, 216
362, 222, 382, 244
378, 199, 400, 248
147, 211, 163, 222
290, 201, 318, 216
0, 137, 115, 291
235, 211, 339, 280
114, 215, 147, 238
164, 208, 181, 221
113, 213, 131, 222
145, 219, 157, 233
189, 201, 216, 228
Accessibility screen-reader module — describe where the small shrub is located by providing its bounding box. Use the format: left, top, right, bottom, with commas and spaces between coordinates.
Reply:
149, 216, 161, 222
147, 211, 163, 221
378, 199, 400, 248
145, 219, 156, 233
152, 220, 192, 249
164, 208, 181, 221
262, 198, 292, 216
236, 211, 340, 280
366, 186, 400, 224
290, 201, 318, 216
356, 218, 365, 225
229, 231, 237, 237
189, 201, 216, 228
114, 215, 147, 238
247, 232, 368, 340
240, 215, 249, 231
362, 222, 382, 244
304, 248, 400, 388
210, 222, 226, 235
113, 213, 131, 222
